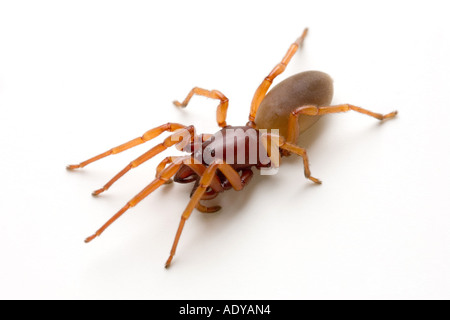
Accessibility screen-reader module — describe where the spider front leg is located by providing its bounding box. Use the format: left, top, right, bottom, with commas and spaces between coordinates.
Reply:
165, 160, 246, 268
84, 156, 194, 243
66, 122, 189, 170
155, 156, 223, 193
155, 156, 225, 214
173, 87, 229, 127
286, 104, 398, 145
154, 134, 213, 186
91, 126, 197, 196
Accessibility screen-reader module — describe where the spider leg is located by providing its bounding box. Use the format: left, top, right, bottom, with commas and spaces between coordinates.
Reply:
91, 126, 196, 196
66, 122, 190, 170
286, 105, 398, 145
84, 156, 192, 243
173, 87, 229, 127
279, 141, 322, 184
154, 132, 213, 180
156, 156, 223, 193
165, 160, 245, 268
155, 156, 177, 185
260, 132, 321, 184
196, 202, 221, 213
157, 157, 223, 213
200, 188, 220, 200
153, 133, 213, 185
248, 28, 308, 125
282, 101, 398, 181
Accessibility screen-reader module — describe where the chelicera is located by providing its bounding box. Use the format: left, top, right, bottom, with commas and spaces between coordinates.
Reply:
67, 29, 397, 268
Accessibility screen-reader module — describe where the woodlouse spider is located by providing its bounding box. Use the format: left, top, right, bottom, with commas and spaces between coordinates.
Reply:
67, 28, 397, 268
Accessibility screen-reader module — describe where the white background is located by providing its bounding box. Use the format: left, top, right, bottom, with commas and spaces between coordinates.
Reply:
1, 0, 449, 300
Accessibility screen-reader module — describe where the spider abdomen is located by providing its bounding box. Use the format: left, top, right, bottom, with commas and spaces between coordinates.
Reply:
255, 70, 334, 139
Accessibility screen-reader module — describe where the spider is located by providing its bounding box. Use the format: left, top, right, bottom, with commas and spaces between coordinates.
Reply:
67, 28, 397, 268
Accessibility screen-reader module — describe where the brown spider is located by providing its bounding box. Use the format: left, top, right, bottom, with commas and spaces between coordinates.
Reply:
67, 28, 397, 268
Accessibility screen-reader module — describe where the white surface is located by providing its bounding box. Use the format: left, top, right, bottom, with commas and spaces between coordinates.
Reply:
1, 0, 449, 300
